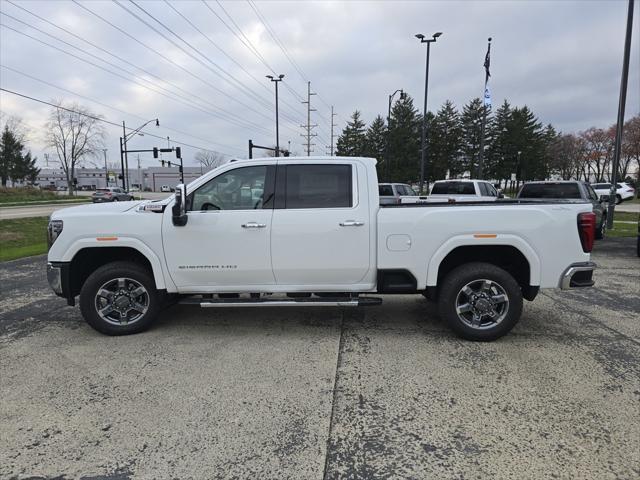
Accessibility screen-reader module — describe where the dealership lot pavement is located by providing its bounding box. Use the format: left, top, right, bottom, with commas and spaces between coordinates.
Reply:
1, 239, 638, 479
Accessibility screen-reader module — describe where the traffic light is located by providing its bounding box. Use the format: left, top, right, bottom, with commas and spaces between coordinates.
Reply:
175, 147, 181, 158
161, 160, 165, 167
153, 147, 158, 159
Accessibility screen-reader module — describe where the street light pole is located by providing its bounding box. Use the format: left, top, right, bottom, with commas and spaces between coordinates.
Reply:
416, 32, 442, 194
607, 0, 634, 229
121, 118, 160, 190
385, 89, 405, 182
102, 148, 108, 187
267, 74, 285, 157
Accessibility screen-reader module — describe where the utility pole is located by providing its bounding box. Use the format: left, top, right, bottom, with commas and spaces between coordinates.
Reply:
137, 154, 142, 192
102, 149, 108, 187
122, 121, 129, 190
44, 153, 49, 167
301, 81, 318, 156
330, 106, 337, 156
607, 0, 634, 229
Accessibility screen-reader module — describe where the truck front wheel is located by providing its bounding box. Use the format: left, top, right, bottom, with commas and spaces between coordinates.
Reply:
437, 262, 523, 341
79, 261, 161, 335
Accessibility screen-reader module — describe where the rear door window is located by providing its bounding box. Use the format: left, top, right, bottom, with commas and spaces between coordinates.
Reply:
282, 164, 352, 209
478, 182, 489, 196
518, 183, 582, 199
379, 185, 394, 196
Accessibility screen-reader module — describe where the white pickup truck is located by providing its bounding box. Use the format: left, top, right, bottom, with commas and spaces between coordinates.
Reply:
47, 157, 596, 341
402, 179, 504, 204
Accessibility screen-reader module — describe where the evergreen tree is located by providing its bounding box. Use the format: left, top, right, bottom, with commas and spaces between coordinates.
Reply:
428, 100, 462, 180
508, 106, 544, 182
335, 110, 367, 157
486, 100, 512, 183
460, 98, 491, 177
364, 115, 387, 178
387, 95, 421, 183
0, 125, 25, 186
11, 150, 40, 184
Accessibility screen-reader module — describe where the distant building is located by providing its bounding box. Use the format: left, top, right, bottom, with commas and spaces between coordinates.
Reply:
36, 166, 210, 191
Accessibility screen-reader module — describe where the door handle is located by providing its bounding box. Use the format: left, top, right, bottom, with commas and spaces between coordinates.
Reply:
242, 222, 267, 228
339, 220, 364, 227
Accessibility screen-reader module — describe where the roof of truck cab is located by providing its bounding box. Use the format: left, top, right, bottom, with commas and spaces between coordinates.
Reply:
229, 156, 377, 165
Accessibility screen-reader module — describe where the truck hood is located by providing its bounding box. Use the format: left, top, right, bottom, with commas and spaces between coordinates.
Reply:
51, 200, 144, 219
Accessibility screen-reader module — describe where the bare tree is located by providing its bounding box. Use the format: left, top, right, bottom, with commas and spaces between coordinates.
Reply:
579, 127, 614, 182
46, 101, 105, 194
622, 115, 640, 181
194, 150, 227, 171
548, 134, 586, 180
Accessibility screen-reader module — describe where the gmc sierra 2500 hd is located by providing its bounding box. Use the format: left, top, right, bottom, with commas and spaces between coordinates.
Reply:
47, 157, 596, 341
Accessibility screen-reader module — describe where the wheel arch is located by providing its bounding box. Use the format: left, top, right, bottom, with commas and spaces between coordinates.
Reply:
65, 242, 167, 299
427, 237, 541, 300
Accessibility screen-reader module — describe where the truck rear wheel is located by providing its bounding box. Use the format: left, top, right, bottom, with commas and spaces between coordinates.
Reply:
79, 261, 161, 335
438, 262, 523, 341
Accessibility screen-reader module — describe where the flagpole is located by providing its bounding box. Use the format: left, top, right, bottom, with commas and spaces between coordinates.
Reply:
477, 37, 492, 179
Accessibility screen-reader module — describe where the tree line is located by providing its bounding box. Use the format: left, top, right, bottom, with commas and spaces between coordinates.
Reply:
335, 94, 640, 188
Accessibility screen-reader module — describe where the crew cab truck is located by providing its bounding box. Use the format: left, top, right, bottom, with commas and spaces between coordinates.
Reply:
46, 157, 596, 341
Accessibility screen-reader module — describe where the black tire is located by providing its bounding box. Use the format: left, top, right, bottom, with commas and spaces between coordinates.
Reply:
113, 197, 119, 202
79, 261, 161, 335
437, 262, 523, 341
595, 214, 606, 240
616, 194, 622, 205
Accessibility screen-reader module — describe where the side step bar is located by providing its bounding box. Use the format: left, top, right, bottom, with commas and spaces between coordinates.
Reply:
179, 296, 383, 308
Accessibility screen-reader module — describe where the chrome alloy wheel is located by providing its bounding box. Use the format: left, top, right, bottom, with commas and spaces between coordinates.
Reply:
455, 279, 509, 330
94, 277, 149, 326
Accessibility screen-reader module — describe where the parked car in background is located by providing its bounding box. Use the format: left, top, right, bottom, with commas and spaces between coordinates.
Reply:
517, 181, 608, 239
160, 185, 175, 193
129, 186, 140, 192
92, 187, 134, 203
378, 183, 420, 204
403, 179, 503, 204
591, 182, 635, 204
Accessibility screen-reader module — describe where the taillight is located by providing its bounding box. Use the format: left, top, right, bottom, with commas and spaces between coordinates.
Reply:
577, 212, 596, 253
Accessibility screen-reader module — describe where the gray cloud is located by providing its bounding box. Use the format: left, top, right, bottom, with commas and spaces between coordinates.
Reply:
0, 0, 638, 169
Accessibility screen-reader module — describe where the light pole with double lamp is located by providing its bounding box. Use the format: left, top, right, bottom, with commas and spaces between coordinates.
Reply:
266, 74, 285, 157
416, 32, 442, 194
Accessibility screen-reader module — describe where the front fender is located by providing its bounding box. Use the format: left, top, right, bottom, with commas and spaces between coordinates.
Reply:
59, 237, 169, 290
426, 234, 541, 287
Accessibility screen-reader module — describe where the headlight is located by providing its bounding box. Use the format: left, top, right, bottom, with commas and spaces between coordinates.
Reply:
47, 219, 64, 248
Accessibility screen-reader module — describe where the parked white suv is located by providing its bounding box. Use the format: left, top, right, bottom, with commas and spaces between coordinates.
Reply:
591, 182, 635, 204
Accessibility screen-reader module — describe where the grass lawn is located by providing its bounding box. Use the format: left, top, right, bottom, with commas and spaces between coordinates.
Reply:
607, 211, 638, 238
0, 217, 49, 262
0, 187, 89, 205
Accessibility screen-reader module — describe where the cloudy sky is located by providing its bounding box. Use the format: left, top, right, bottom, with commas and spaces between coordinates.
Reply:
1, 0, 638, 169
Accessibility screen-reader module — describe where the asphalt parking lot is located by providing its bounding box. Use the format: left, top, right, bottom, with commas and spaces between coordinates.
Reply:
1, 238, 638, 479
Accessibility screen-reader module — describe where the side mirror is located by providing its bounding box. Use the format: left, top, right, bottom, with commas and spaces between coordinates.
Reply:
498, 193, 505, 199
172, 184, 188, 227
600, 195, 609, 203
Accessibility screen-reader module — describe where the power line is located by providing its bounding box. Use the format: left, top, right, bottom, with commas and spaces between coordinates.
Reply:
3, 0, 270, 131
113, 0, 273, 122
201, 0, 306, 121
69, 0, 295, 134
163, 0, 304, 128
0, 65, 243, 155
0, 15, 271, 135
0, 87, 241, 155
